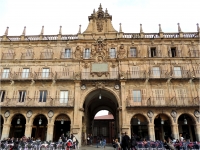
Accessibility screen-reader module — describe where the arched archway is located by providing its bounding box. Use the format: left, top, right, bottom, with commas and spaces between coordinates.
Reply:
0, 115, 4, 139
83, 88, 119, 144
131, 114, 148, 141
178, 113, 196, 141
53, 114, 71, 141
31, 114, 48, 141
9, 114, 26, 138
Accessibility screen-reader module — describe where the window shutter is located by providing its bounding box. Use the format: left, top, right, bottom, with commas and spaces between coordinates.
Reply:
168, 46, 172, 57
148, 47, 151, 57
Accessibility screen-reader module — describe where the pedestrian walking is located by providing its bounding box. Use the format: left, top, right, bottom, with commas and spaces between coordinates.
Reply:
121, 132, 130, 150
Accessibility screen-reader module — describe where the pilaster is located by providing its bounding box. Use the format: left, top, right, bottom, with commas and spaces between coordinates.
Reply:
24, 124, 33, 138
46, 124, 54, 141
194, 124, 200, 141
171, 123, 179, 139
1, 123, 11, 140
148, 124, 155, 141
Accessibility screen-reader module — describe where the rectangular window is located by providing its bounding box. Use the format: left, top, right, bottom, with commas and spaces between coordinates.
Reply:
174, 67, 182, 77
2, 69, 10, 78
151, 48, 156, 57
171, 47, 176, 57
109, 48, 116, 58
22, 68, 29, 78
42, 68, 49, 78
176, 89, 187, 105
39, 90, 47, 102
60, 91, 68, 103
131, 66, 140, 78
64, 49, 71, 58
84, 48, 90, 59
130, 47, 137, 57
152, 67, 160, 77
19, 91, 26, 102
0, 90, 5, 102
132, 90, 141, 102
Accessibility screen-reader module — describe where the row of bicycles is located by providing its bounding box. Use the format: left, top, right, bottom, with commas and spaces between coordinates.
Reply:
0, 139, 76, 150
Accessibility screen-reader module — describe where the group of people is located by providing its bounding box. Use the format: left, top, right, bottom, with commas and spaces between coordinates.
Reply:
58, 133, 79, 149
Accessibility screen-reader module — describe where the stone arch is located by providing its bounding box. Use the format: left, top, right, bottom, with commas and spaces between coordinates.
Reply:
177, 112, 197, 124
153, 112, 173, 124
29, 113, 48, 125
131, 113, 149, 124
54, 113, 71, 122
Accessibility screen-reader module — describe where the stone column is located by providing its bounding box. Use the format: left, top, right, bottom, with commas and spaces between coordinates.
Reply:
148, 124, 155, 141
1, 123, 11, 140
194, 124, 200, 141
171, 123, 179, 139
24, 124, 32, 138
46, 124, 54, 141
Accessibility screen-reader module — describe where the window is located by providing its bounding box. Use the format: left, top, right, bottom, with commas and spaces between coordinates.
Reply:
131, 66, 140, 78
39, 90, 47, 102
129, 47, 137, 57
22, 68, 29, 78
19, 91, 26, 102
60, 91, 68, 103
64, 49, 71, 58
42, 68, 49, 78
2, 69, 10, 78
152, 89, 165, 104
174, 67, 182, 77
152, 67, 160, 77
171, 47, 177, 57
150, 47, 156, 57
132, 90, 141, 102
0, 90, 5, 102
84, 48, 90, 59
109, 48, 116, 58
176, 89, 187, 105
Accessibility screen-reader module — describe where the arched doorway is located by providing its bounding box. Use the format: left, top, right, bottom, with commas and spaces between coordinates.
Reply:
154, 114, 171, 141
131, 114, 148, 141
83, 88, 119, 144
31, 114, 48, 141
9, 114, 26, 138
53, 114, 71, 141
0, 115, 4, 139
178, 114, 196, 141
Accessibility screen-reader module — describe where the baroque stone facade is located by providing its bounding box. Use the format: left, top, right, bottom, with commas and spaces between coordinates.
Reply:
0, 4, 200, 144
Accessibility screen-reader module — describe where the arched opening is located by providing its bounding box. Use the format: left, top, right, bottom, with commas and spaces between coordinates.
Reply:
83, 88, 119, 144
9, 114, 26, 138
178, 114, 196, 141
0, 115, 4, 139
31, 114, 48, 141
154, 114, 171, 141
53, 114, 71, 141
131, 114, 148, 141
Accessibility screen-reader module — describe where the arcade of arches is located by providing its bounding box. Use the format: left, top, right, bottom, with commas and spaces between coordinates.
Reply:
1, 88, 200, 144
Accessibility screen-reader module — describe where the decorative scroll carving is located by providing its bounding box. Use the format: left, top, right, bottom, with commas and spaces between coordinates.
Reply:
91, 72, 109, 77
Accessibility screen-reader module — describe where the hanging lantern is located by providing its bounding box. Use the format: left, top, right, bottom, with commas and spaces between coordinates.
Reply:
161, 119, 164, 125
17, 118, 20, 124
138, 119, 140, 125
61, 119, 64, 124
184, 118, 187, 125
39, 117, 42, 125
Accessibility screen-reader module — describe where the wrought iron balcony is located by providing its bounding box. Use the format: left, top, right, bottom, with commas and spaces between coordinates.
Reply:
126, 71, 146, 79
0, 72, 12, 80
60, 52, 72, 59
21, 52, 34, 59
40, 52, 54, 59
1, 53, 15, 60
13, 72, 33, 80
170, 70, 191, 79
1, 98, 74, 107
126, 97, 199, 107
191, 70, 200, 78
55, 72, 74, 80
148, 70, 169, 79
189, 50, 200, 57
81, 71, 119, 80
34, 72, 54, 80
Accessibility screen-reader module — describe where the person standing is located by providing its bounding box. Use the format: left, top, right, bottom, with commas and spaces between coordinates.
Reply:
90, 134, 93, 145
121, 132, 130, 150
102, 137, 106, 149
131, 133, 137, 150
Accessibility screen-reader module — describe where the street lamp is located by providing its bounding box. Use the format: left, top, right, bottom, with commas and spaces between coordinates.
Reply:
161, 119, 164, 125
61, 119, 64, 124
39, 116, 42, 125
138, 119, 140, 125
17, 115, 20, 124
184, 116, 187, 125
99, 90, 101, 99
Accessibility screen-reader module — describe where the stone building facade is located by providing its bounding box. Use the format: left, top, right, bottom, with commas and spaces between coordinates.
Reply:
0, 4, 200, 144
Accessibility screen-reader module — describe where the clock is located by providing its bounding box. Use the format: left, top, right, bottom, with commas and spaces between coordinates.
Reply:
4, 110, 10, 118
26, 110, 32, 118
48, 110, 54, 118
194, 110, 200, 118
114, 85, 120, 90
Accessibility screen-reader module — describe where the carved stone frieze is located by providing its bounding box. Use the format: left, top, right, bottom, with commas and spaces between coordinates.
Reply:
117, 44, 126, 59
92, 37, 107, 59
82, 62, 90, 68
93, 81, 106, 89
91, 72, 109, 77
74, 46, 82, 59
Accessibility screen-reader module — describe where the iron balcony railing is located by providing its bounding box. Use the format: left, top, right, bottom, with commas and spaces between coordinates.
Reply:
21, 52, 34, 59
1, 98, 74, 107
191, 70, 200, 78
170, 70, 191, 78
34, 72, 54, 80
148, 70, 169, 79
126, 97, 199, 107
55, 72, 74, 80
60, 52, 73, 59
13, 72, 33, 80
0, 72, 13, 80
40, 52, 54, 59
126, 71, 146, 79
81, 71, 119, 80
189, 50, 200, 57
1, 53, 15, 60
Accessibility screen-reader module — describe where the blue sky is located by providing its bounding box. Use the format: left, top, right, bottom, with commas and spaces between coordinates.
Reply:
0, 0, 199, 35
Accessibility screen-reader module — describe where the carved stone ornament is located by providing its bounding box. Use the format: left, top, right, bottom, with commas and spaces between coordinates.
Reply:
26, 110, 32, 118
171, 110, 177, 118
4, 110, 10, 118
74, 46, 82, 59
96, 5, 104, 32
147, 110, 154, 118
94, 81, 106, 89
114, 84, 120, 90
117, 44, 126, 59
92, 37, 107, 59
194, 110, 200, 118
80, 84, 86, 90
82, 62, 90, 68
48, 110, 54, 118
91, 72, 109, 77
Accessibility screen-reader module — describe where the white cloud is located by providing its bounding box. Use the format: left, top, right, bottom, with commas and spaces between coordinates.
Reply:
0, 0, 199, 35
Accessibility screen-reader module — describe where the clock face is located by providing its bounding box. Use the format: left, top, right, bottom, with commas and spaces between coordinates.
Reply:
114, 85, 119, 90
81, 85, 86, 90
26, 110, 32, 118
4, 110, 10, 118
194, 110, 200, 118
48, 110, 54, 118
